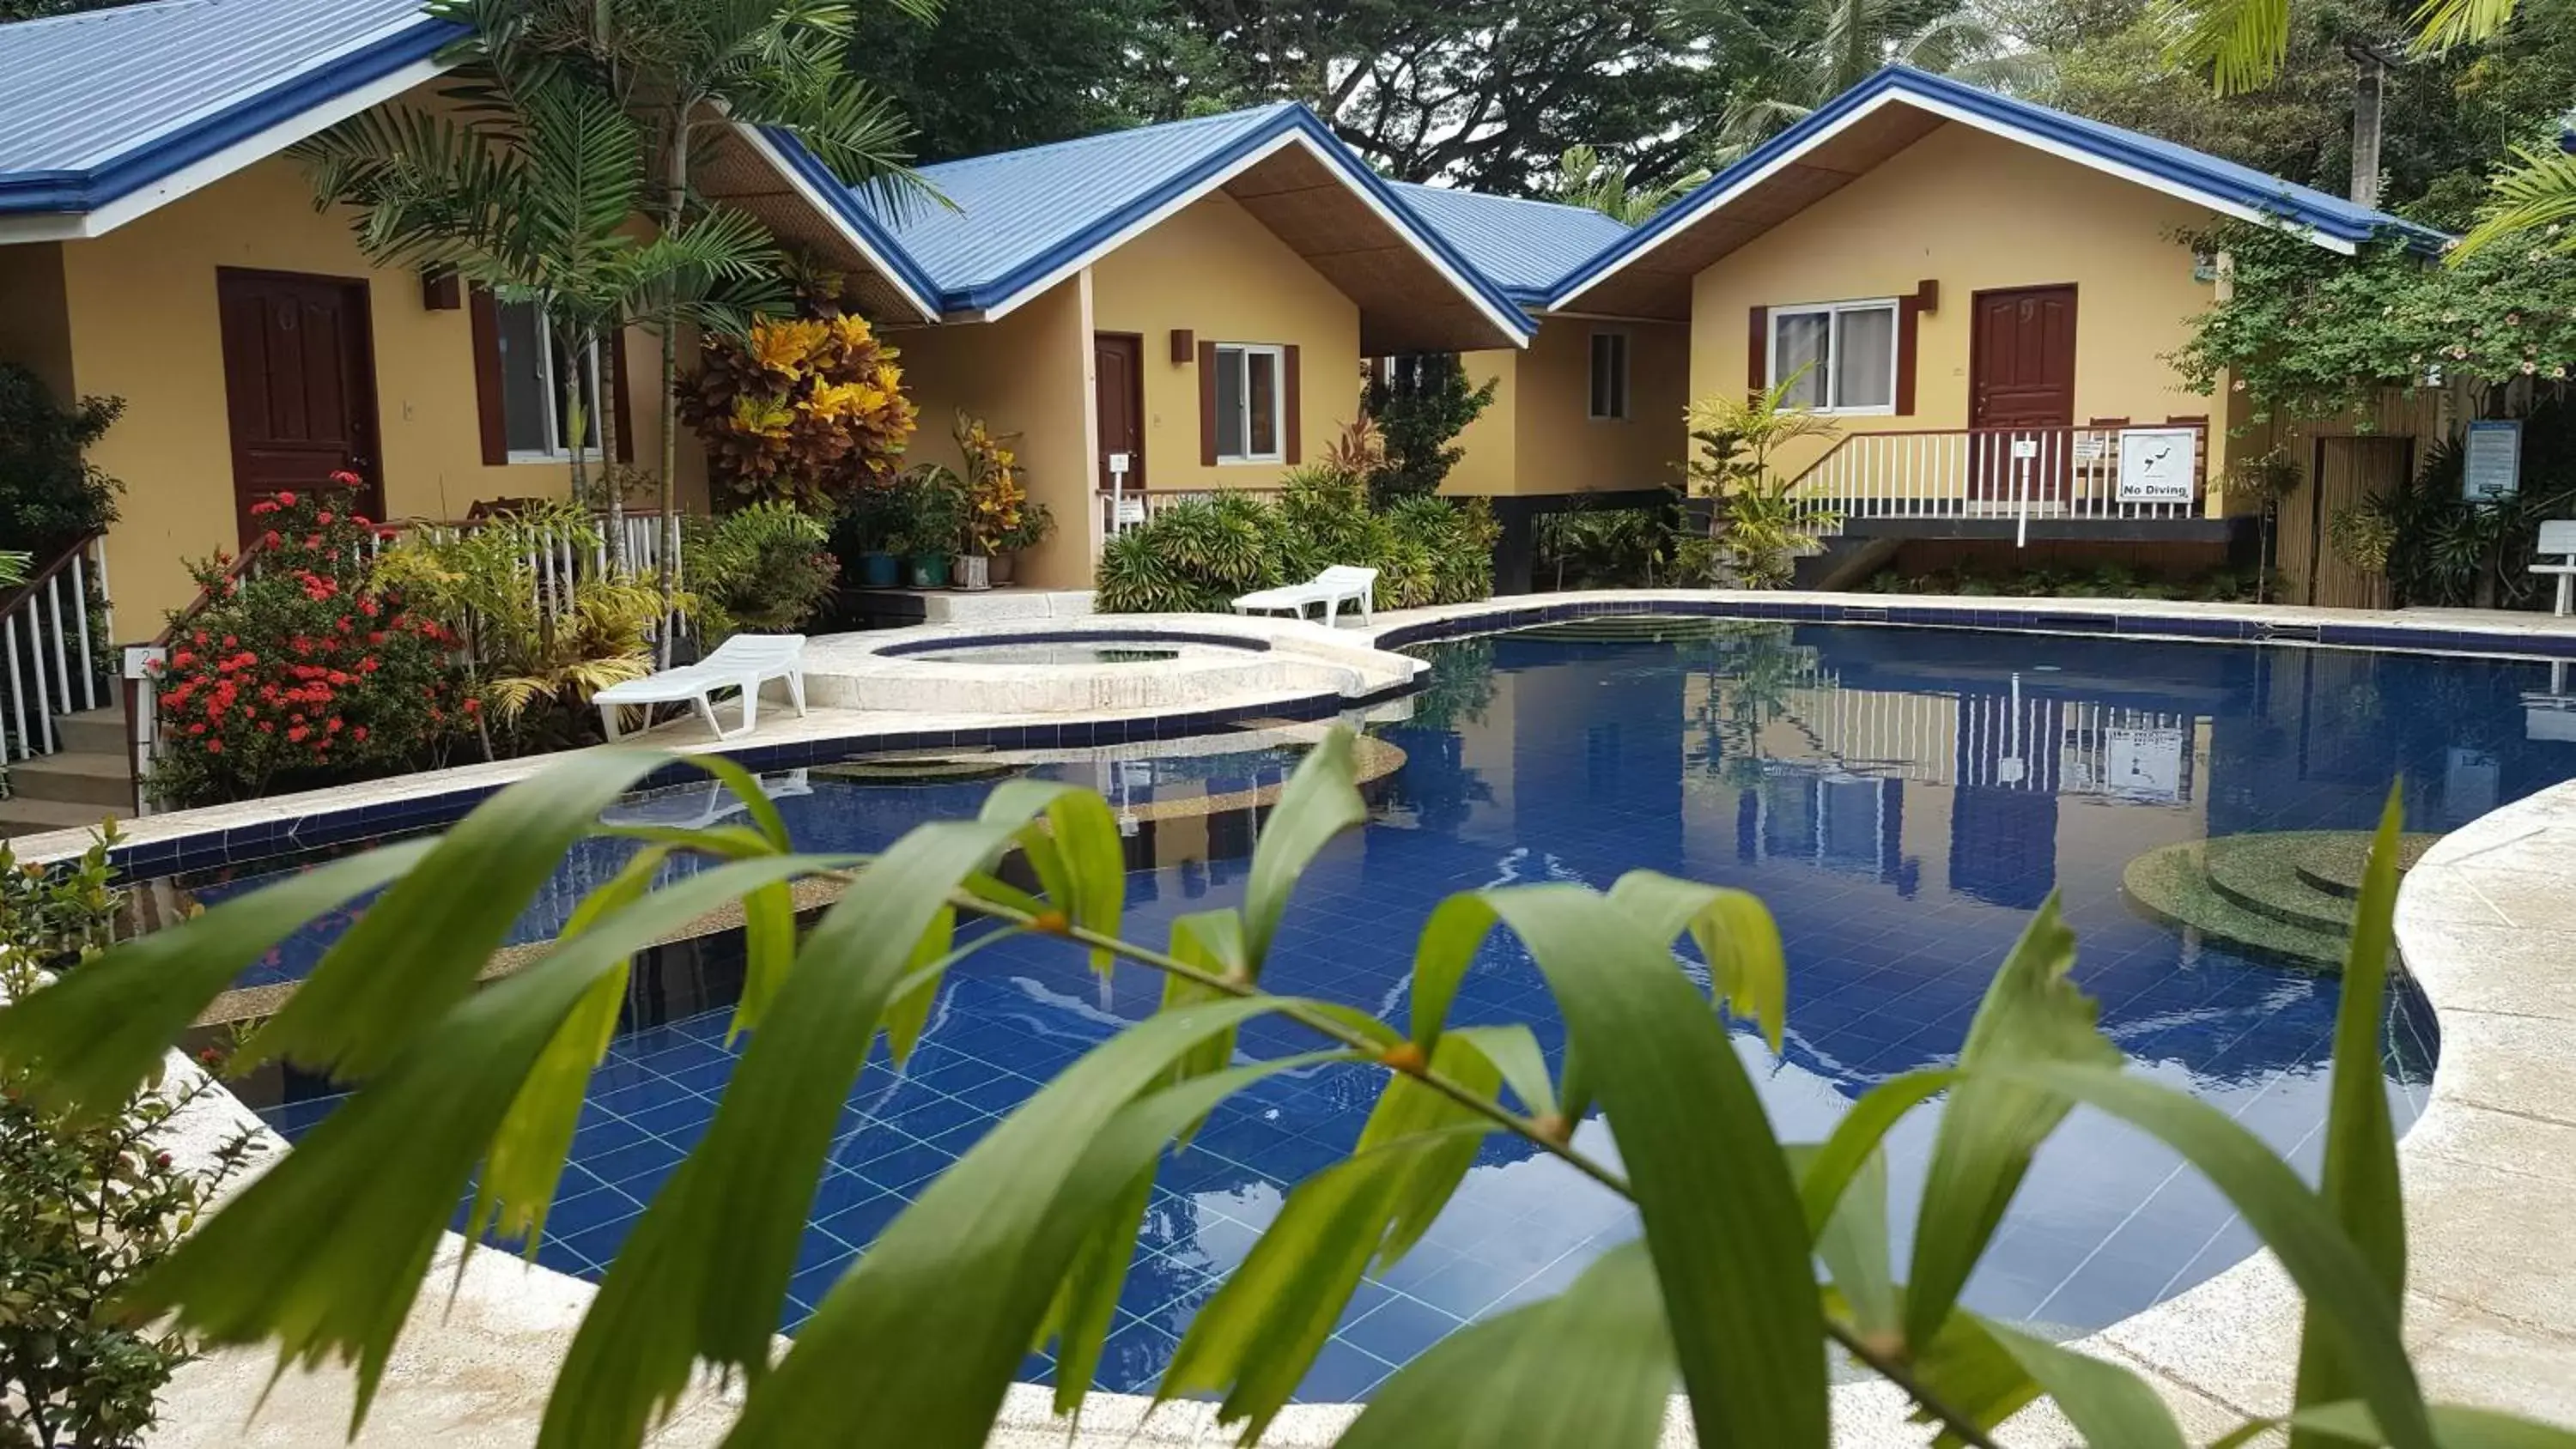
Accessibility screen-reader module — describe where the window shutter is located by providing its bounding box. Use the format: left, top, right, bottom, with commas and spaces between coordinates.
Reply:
608, 328, 635, 464
1895, 297, 1922, 415
1198, 340, 1219, 466
468, 288, 507, 466
1747, 305, 1769, 394
1283, 344, 1302, 464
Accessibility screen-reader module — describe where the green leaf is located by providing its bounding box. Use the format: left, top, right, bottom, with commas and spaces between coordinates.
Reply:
2000, 1060, 2435, 1449
729, 878, 799, 1041
880, 903, 962, 1064
1406, 893, 1498, 1051
1039, 1051, 1352, 1422
1336, 1240, 1675, 1448
682, 753, 793, 851
1449, 1023, 1556, 1118
720, 995, 1321, 1448
545, 813, 1036, 1449
1241, 728, 1364, 973
1832, 1291, 2039, 1445
1160, 908, 1250, 1096
1356, 1033, 1504, 1266
1485, 885, 1827, 1449
2292, 786, 2410, 1444
1160, 1130, 1482, 1440
1905, 894, 2116, 1349
980, 778, 1124, 972
1798, 1069, 1956, 1240
1607, 870, 1788, 1051
129, 853, 835, 1424
0, 838, 436, 1120
1984, 1319, 2187, 1449
240, 749, 668, 1079
1794, 1145, 1899, 1346
2295, 1401, 2576, 1447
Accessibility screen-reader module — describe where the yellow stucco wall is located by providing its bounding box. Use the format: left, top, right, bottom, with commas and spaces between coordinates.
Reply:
893, 275, 1095, 589
1439, 320, 1687, 497
46, 140, 684, 633
1089, 193, 1361, 490
1686, 121, 2227, 494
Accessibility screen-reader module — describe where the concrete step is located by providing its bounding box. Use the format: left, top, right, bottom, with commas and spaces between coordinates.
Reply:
52, 706, 125, 757
0, 793, 126, 841
5, 749, 135, 808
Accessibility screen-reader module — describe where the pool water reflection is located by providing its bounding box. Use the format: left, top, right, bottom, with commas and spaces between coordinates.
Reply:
237, 621, 2576, 1402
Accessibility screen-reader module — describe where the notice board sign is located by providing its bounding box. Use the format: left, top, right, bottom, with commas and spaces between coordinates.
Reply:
2116, 428, 2199, 504
2465, 420, 2522, 501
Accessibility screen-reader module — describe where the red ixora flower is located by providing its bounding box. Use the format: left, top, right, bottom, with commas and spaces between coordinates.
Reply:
326, 471, 360, 488
276, 491, 298, 506
249, 499, 280, 517
204, 739, 222, 755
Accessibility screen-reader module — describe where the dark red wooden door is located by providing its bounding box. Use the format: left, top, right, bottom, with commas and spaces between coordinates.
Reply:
1093, 332, 1145, 494
1970, 285, 2077, 500
216, 269, 385, 544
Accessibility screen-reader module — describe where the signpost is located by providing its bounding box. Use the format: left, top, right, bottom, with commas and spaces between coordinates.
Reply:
2464, 420, 2522, 501
2115, 427, 2200, 506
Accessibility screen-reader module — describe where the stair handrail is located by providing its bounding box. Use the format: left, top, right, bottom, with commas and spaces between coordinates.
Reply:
1, 530, 110, 768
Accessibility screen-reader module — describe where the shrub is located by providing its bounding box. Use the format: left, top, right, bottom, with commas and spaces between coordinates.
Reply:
681, 312, 918, 510
951, 413, 1026, 556
0, 834, 257, 1449
147, 481, 470, 808
0, 364, 121, 551
1094, 468, 1496, 614
1364, 353, 1498, 502
1680, 379, 1843, 589
685, 503, 838, 636
0, 739, 2517, 1449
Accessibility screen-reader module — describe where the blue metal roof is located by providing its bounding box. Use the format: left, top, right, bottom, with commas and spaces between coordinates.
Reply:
838, 103, 1534, 340
1552, 65, 2450, 308
1389, 182, 1631, 304
0, 0, 455, 219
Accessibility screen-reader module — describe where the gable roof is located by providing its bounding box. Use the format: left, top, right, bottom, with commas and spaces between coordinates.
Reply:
1389, 182, 1631, 306
1551, 65, 2450, 317
838, 104, 1536, 349
0, 0, 454, 239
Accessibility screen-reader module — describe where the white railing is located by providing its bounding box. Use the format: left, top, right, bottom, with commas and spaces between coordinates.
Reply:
1790, 425, 2208, 540
1777, 682, 2196, 803
1098, 486, 1285, 537
124, 509, 680, 812
2, 534, 111, 764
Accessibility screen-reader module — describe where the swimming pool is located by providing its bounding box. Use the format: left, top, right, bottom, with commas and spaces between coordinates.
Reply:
216, 619, 2576, 1402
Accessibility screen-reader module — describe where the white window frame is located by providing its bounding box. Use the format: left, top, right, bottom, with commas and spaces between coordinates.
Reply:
1767, 298, 1899, 416
497, 299, 605, 464
1213, 343, 1285, 465
1588, 330, 1631, 421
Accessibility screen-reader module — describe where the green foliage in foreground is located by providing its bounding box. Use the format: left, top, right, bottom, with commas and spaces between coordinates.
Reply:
0, 737, 2565, 1449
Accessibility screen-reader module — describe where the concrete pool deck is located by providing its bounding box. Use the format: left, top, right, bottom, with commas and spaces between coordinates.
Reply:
64, 588, 2576, 1445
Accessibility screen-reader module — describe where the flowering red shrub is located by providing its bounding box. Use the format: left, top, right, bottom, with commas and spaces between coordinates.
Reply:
147, 478, 471, 807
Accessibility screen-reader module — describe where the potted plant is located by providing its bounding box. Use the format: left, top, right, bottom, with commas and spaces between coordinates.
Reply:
839, 482, 905, 588
951, 412, 1025, 593
895, 465, 964, 589
987, 499, 1054, 585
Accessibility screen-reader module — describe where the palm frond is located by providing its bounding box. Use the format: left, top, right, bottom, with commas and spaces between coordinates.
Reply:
2453, 145, 2576, 259
2170, 0, 2293, 94
2408, 0, 2523, 53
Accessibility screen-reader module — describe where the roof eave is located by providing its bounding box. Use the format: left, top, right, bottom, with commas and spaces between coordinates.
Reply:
750, 127, 945, 322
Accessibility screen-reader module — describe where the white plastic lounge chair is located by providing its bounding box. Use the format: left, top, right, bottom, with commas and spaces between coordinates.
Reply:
2532, 520, 2576, 617
1232, 566, 1377, 626
593, 634, 807, 743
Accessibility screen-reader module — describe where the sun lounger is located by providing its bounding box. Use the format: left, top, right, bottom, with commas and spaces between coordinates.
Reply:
1231, 566, 1378, 626
593, 634, 807, 742
2533, 520, 2576, 617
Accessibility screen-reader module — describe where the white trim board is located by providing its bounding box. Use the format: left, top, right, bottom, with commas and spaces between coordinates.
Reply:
959, 127, 1534, 351
1552, 88, 2354, 313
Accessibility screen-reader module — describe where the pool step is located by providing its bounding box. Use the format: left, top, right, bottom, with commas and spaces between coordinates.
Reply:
2121, 828, 2435, 971
2202, 835, 2356, 936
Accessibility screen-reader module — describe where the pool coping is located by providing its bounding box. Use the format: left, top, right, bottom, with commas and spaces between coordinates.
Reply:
27, 589, 2576, 881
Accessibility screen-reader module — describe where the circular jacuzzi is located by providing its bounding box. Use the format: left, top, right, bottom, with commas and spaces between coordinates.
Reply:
802, 619, 1417, 717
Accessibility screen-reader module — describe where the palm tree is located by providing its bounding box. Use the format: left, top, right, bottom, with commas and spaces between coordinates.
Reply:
298, 41, 784, 544
1685, 0, 2046, 156
432, 0, 938, 658
1551, 145, 1711, 224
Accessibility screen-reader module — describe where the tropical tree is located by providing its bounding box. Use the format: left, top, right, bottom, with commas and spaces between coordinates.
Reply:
1684, 0, 2047, 153
430, 0, 935, 659
1549, 144, 1710, 224
0, 733, 2567, 1449
297, 36, 784, 545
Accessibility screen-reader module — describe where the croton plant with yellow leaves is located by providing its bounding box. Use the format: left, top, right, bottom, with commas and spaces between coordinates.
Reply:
682, 310, 919, 509
954, 410, 1026, 555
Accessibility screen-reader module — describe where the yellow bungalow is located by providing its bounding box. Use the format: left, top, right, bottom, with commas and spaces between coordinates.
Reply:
1546, 66, 2445, 575
814, 105, 1536, 589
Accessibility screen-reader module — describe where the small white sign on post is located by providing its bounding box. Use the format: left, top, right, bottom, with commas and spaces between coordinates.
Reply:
2103, 725, 2188, 802
2116, 427, 2199, 505
2010, 439, 2040, 460
2464, 420, 2521, 501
